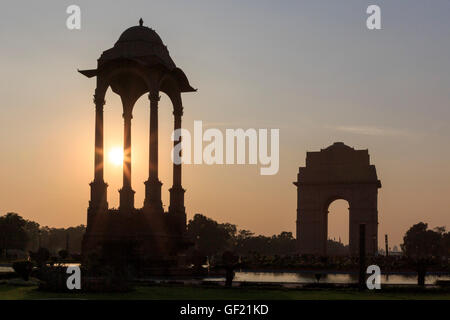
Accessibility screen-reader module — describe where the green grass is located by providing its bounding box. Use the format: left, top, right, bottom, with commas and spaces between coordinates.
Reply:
0, 284, 449, 300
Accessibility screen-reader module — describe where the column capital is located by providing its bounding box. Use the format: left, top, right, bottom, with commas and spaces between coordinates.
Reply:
122, 109, 133, 120
173, 106, 184, 117
93, 94, 105, 107
148, 91, 160, 103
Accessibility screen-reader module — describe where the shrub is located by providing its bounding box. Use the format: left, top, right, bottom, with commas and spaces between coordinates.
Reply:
12, 260, 33, 281
58, 249, 68, 260
29, 248, 50, 267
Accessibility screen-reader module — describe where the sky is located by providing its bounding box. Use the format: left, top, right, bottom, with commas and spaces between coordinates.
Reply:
1, 0, 450, 248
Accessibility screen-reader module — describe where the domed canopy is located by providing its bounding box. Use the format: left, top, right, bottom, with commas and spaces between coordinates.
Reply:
78, 19, 196, 93
116, 25, 163, 45
98, 22, 176, 69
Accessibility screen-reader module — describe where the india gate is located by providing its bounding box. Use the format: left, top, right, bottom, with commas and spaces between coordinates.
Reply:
294, 142, 381, 256
79, 20, 195, 261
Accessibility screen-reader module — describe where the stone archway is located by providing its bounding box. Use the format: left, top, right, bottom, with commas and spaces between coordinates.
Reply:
294, 142, 381, 256
327, 199, 350, 250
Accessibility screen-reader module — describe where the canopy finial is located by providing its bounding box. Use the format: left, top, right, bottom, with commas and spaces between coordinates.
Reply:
139, 18, 143, 26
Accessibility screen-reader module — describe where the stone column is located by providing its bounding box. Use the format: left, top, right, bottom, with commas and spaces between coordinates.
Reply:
119, 107, 135, 211
89, 91, 108, 212
94, 93, 104, 182
123, 109, 132, 188
149, 92, 159, 182
169, 106, 185, 215
298, 207, 325, 255
144, 92, 163, 214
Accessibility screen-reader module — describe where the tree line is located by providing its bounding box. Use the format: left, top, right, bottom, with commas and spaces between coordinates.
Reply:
187, 214, 450, 260
0, 212, 85, 258
1, 212, 449, 263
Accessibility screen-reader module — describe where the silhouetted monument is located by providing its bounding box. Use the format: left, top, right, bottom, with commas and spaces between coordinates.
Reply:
79, 20, 196, 262
294, 142, 381, 256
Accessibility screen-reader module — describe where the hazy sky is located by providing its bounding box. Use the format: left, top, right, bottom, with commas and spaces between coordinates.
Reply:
1, 1, 450, 248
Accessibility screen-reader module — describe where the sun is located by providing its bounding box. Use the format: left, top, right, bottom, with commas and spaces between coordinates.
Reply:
108, 147, 123, 166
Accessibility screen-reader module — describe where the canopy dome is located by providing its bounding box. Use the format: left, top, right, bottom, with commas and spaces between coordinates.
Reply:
79, 20, 196, 93
98, 21, 176, 69
116, 25, 164, 45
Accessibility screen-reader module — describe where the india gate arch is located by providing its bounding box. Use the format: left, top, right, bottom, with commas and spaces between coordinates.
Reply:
294, 142, 381, 256
78, 19, 196, 261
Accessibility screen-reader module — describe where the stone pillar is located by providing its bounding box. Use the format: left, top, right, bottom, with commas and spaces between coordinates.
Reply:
94, 93, 104, 182
169, 106, 185, 215
149, 92, 159, 182
144, 92, 163, 214
119, 107, 135, 211
298, 208, 326, 255
295, 184, 326, 255
89, 91, 108, 212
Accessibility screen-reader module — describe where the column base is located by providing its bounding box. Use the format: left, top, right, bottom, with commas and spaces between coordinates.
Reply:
169, 185, 185, 214
169, 186, 187, 235
89, 180, 108, 211
119, 186, 135, 212
144, 179, 164, 214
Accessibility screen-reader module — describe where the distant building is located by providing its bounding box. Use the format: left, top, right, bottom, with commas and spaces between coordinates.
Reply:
294, 142, 381, 256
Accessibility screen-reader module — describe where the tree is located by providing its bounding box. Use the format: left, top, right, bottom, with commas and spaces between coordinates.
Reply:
401, 222, 443, 286
0, 213, 29, 256
434, 226, 446, 235
187, 214, 235, 256
327, 239, 349, 256
33, 225, 86, 255
58, 249, 69, 261
30, 247, 50, 267
232, 230, 297, 256
442, 232, 450, 258
24, 220, 40, 251
401, 222, 441, 258
271, 232, 297, 255
12, 260, 33, 281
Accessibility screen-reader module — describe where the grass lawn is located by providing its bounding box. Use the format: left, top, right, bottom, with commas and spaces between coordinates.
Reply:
0, 284, 449, 300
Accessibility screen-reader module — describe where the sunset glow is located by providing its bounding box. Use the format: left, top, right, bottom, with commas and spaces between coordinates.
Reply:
108, 147, 123, 166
